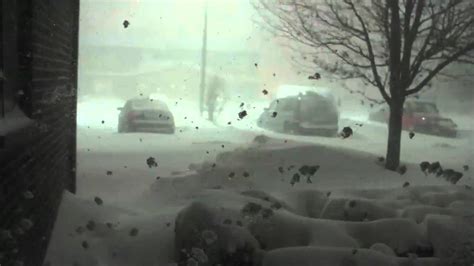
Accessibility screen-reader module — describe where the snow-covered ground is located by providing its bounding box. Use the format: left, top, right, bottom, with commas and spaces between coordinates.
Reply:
45, 96, 474, 266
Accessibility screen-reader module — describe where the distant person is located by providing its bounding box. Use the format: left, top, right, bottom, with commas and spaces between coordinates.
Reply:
205, 76, 226, 122
216, 86, 230, 118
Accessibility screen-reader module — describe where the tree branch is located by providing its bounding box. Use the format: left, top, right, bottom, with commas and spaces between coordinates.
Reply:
406, 43, 474, 95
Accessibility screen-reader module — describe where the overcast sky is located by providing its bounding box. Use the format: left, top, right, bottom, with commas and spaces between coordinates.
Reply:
79, 0, 267, 51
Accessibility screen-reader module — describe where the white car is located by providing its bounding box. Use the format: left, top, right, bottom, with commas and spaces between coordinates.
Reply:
117, 98, 175, 134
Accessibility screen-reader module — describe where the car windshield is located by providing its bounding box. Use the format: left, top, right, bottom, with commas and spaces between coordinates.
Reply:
131, 99, 166, 110
2, 1, 473, 266
300, 96, 335, 114
411, 102, 439, 114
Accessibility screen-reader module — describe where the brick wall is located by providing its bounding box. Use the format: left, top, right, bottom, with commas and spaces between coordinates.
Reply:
0, 0, 79, 265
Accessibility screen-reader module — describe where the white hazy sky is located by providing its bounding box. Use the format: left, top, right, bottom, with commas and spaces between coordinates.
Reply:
79, 0, 268, 51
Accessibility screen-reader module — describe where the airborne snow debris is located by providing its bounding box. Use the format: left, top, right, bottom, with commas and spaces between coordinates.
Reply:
129, 228, 139, 237
427, 161, 441, 174
340, 127, 353, 139
241, 202, 262, 216
420, 161, 430, 173
146, 157, 158, 168
278, 166, 284, 174
75, 226, 85, 234
238, 110, 248, 119
94, 196, 103, 205
397, 165, 407, 175
123, 20, 130, 28
290, 173, 300, 186
308, 72, 321, 80
86, 220, 96, 231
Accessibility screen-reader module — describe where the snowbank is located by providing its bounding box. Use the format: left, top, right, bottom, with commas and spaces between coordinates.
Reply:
47, 133, 473, 265
174, 185, 473, 265
44, 192, 179, 266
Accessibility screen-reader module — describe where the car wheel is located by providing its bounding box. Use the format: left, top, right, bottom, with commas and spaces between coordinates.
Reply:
324, 128, 338, 137
447, 130, 457, 138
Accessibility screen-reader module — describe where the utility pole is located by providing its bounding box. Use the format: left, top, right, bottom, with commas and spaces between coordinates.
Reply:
199, 1, 208, 116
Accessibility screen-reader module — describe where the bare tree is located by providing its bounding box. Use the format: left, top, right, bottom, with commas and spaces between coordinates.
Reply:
255, 0, 474, 170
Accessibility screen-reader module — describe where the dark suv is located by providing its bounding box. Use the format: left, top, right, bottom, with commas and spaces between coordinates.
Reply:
257, 91, 339, 136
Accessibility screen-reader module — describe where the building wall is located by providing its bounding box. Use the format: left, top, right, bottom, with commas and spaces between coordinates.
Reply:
0, 1, 79, 265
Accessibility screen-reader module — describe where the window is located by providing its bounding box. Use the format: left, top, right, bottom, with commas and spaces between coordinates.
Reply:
411, 102, 439, 114
1, 0, 4, 120
301, 96, 334, 114
268, 100, 278, 110
0, 1, 23, 121
279, 98, 298, 111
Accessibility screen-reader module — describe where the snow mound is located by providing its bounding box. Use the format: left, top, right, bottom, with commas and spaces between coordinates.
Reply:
263, 246, 441, 266
174, 186, 473, 265
44, 192, 178, 266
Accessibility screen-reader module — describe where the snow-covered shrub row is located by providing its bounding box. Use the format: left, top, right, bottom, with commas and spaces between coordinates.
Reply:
175, 186, 474, 266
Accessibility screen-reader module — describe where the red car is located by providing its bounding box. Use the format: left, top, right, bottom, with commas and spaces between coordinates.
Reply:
369, 100, 458, 137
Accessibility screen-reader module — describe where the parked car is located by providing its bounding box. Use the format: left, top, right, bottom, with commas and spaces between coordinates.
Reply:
257, 91, 339, 136
117, 98, 175, 134
369, 100, 457, 137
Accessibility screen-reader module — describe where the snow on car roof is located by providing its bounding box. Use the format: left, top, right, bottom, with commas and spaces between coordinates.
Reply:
129, 98, 169, 110
276, 84, 334, 99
